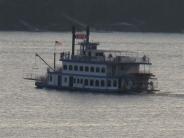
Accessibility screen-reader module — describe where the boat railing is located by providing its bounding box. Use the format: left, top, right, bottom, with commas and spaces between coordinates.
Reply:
61, 54, 106, 62
60, 50, 150, 64
100, 50, 151, 64
59, 51, 71, 61
135, 56, 150, 64
110, 56, 150, 64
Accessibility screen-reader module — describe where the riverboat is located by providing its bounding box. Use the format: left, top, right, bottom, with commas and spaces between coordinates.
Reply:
26, 26, 158, 93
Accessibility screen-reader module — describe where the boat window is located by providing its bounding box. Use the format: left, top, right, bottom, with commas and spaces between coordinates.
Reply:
74, 65, 78, 71
96, 67, 100, 73
113, 80, 117, 87
101, 80, 105, 87
69, 65, 73, 71
63, 65, 67, 70
49, 76, 52, 81
121, 66, 124, 70
77, 78, 80, 83
80, 79, 83, 84
101, 67, 106, 73
90, 67, 94, 72
90, 80, 94, 86
64, 77, 67, 83
95, 80, 99, 87
88, 52, 91, 56
96, 52, 103, 56
84, 79, 88, 86
80, 66, 83, 71
85, 66, 89, 72
107, 80, 111, 87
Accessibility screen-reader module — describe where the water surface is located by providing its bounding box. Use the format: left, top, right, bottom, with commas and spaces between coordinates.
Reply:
0, 32, 184, 137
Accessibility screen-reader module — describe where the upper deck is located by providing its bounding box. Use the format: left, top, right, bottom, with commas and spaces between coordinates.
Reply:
58, 26, 152, 66
60, 49, 151, 65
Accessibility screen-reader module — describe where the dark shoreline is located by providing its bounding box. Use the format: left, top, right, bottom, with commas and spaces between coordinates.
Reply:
0, 28, 183, 34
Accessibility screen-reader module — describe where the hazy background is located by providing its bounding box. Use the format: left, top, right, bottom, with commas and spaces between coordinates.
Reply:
0, 0, 184, 32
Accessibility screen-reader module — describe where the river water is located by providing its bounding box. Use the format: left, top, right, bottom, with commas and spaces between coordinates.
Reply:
0, 31, 184, 137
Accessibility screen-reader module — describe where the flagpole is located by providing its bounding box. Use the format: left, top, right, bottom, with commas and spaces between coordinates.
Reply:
54, 41, 56, 71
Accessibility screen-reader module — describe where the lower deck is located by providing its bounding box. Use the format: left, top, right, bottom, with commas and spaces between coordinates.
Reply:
39, 72, 157, 93
47, 73, 120, 91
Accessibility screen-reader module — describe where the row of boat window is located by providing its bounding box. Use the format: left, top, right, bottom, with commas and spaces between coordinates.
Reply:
63, 64, 106, 73
65, 77, 117, 87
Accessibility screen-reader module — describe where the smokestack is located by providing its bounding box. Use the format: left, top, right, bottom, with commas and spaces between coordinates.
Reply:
72, 26, 76, 58
86, 26, 90, 43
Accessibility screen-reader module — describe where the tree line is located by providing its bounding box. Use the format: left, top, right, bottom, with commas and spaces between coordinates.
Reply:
0, 0, 183, 32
